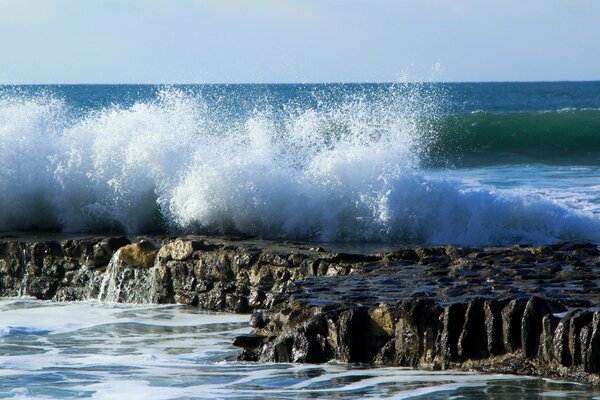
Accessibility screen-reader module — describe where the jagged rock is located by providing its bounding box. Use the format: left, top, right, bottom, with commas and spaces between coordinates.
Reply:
569, 311, 594, 366
157, 238, 212, 261
439, 303, 466, 363
396, 299, 441, 366
540, 313, 560, 361
458, 299, 488, 360
501, 298, 527, 353
337, 308, 369, 363
233, 334, 266, 348
585, 314, 600, 373
290, 314, 329, 363
484, 299, 508, 356
553, 310, 577, 366
521, 297, 565, 358
3, 236, 600, 384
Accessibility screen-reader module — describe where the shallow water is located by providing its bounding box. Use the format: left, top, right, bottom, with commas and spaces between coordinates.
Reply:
428, 164, 600, 216
0, 298, 599, 399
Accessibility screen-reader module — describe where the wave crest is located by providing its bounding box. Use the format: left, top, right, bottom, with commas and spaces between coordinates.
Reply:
0, 87, 597, 245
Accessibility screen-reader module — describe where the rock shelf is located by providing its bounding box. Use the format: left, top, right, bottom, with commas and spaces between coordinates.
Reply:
1, 235, 600, 383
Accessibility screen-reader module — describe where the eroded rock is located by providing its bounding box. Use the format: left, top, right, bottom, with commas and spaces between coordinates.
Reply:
2, 236, 600, 384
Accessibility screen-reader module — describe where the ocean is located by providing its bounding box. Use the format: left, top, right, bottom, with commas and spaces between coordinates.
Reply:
1, 82, 600, 398
1, 82, 600, 245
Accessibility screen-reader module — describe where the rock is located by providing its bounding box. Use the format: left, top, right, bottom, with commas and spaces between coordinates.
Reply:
337, 308, 369, 363
369, 303, 395, 337
395, 311, 421, 366
484, 299, 508, 356
394, 299, 441, 366
540, 313, 560, 361
439, 303, 466, 363
92, 236, 130, 267
233, 334, 266, 348
118, 241, 158, 268
569, 311, 594, 366
585, 313, 600, 373
501, 299, 527, 353
3, 236, 600, 384
458, 299, 488, 359
250, 311, 267, 328
553, 310, 577, 366
290, 314, 329, 363
521, 297, 565, 358
157, 239, 204, 261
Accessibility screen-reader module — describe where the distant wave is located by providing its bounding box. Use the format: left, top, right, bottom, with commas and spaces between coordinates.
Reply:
421, 110, 600, 166
0, 88, 597, 245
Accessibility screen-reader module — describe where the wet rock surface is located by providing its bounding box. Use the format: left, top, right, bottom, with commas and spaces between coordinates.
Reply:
233, 240, 600, 384
0, 235, 372, 310
1, 235, 600, 383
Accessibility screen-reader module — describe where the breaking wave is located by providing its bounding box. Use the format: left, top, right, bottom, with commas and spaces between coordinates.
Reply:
0, 86, 598, 245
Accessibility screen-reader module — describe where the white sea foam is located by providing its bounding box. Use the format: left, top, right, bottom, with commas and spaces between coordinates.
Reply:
0, 87, 598, 245
1, 298, 597, 399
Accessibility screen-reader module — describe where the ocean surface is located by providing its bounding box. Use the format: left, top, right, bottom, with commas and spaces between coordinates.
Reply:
1, 298, 600, 400
2, 82, 600, 399
1, 82, 600, 245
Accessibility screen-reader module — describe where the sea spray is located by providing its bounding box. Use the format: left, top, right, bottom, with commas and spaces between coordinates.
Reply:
0, 85, 598, 245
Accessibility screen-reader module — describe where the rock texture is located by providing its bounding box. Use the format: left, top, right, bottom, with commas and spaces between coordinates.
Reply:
0, 235, 374, 310
233, 241, 600, 384
1, 235, 600, 383
0, 235, 130, 301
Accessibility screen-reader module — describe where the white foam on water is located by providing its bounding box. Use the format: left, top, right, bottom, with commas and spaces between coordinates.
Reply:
1, 299, 598, 399
0, 87, 599, 245
0, 297, 248, 336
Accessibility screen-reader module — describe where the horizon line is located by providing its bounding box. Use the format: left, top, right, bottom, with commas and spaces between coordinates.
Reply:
1, 79, 600, 86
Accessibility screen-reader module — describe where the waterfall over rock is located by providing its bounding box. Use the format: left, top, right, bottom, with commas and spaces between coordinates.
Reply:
97, 242, 160, 303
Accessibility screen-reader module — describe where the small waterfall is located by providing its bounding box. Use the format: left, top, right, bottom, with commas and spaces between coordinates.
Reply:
145, 257, 162, 304
18, 248, 29, 297
97, 249, 160, 304
97, 250, 122, 302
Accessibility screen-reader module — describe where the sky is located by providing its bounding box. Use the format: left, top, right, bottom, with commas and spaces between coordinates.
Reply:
0, 0, 599, 84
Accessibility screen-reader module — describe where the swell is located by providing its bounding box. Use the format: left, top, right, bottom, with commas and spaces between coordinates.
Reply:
422, 110, 600, 166
0, 88, 598, 245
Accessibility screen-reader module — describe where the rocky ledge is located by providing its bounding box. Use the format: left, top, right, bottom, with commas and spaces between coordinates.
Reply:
1, 235, 600, 384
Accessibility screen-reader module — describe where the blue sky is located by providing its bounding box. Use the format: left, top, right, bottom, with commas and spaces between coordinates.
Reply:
0, 0, 598, 83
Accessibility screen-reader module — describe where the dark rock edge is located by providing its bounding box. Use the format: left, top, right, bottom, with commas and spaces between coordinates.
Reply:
1, 235, 600, 385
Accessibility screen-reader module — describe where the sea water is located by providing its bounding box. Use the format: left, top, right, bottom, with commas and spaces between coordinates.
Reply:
1, 298, 599, 400
1, 82, 600, 244
2, 82, 600, 398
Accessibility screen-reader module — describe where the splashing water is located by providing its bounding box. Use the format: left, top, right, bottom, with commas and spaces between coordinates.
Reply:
0, 298, 597, 399
0, 85, 598, 245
